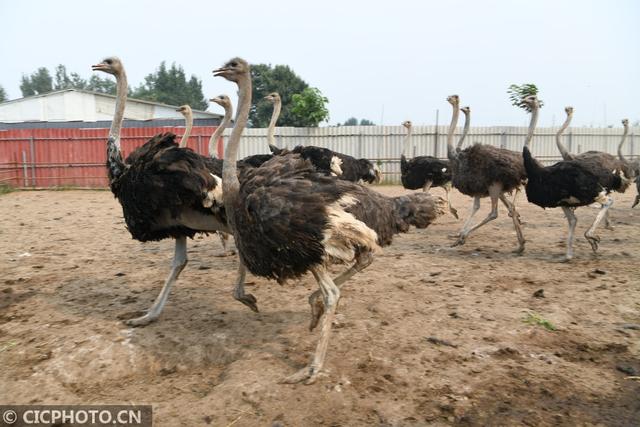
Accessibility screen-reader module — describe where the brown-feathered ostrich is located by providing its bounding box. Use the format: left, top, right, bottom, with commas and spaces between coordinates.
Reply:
92, 57, 254, 326
214, 57, 445, 384
399, 120, 458, 218
555, 111, 634, 229
446, 95, 526, 252
522, 96, 622, 260
176, 105, 193, 148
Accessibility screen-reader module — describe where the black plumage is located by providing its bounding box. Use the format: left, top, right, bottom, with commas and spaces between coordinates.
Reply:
401, 155, 451, 190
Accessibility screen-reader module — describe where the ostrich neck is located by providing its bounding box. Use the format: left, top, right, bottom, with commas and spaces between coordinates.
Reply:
267, 99, 281, 147
208, 105, 233, 158
456, 111, 470, 151
401, 126, 413, 158
555, 112, 573, 160
222, 75, 251, 207
178, 111, 193, 148
617, 124, 629, 163
524, 105, 539, 148
446, 104, 460, 160
110, 70, 128, 149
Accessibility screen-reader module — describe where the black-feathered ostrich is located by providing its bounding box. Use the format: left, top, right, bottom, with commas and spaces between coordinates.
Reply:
521, 96, 622, 260
214, 57, 445, 384
92, 57, 258, 325
555, 111, 635, 229
176, 105, 193, 148
399, 120, 459, 218
446, 95, 527, 252
265, 92, 382, 184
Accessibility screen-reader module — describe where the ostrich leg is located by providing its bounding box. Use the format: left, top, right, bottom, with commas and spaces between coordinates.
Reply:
452, 196, 480, 238
499, 193, 525, 253
453, 184, 502, 246
126, 236, 188, 327
232, 262, 258, 312
443, 182, 458, 219
308, 251, 374, 330
283, 265, 341, 384
561, 207, 578, 261
422, 180, 433, 193
603, 209, 614, 231
584, 195, 613, 252
215, 231, 236, 257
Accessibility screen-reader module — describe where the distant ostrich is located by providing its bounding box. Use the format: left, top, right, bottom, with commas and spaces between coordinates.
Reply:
615, 119, 640, 208
447, 95, 526, 252
176, 105, 193, 148
265, 92, 282, 153
521, 96, 622, 260
399, 120, 458, 218
92, 57, 250, 326
214, 57, 445, 384
555, 111, 634, 229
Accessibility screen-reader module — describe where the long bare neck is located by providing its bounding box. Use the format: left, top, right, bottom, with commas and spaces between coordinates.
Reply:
178, 111, 193, 148
401, 125, 413, 158
617, 122, 630, 163
267, 99, 281, 147
208, 105, 233, 158
524, 104, 539, 149
446, 103, 460, 160
222, 75, 251, 203
110, 70, 128, 149
555, 111, 573, 160
456, 110, 470, 151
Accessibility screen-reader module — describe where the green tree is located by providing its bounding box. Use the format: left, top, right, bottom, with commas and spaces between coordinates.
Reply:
0, 85, 7, 102
289, 87, 329, 127
507, 83, 544, 112
359, 119, 375, 126
250, 63, 310, 127
342, 117, 358, 126
132, 61, 207, 110
86, 75, 117, 95
20, 67, 53, 96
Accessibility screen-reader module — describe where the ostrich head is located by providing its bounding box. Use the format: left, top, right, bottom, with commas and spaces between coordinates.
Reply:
176, 105, 192, 116
402, 120, 412, 129
213, 57, 250, 82
460, 106, 470, 114
446, 95, 459, 106
91, 57, 123, 76
622, 118, 629, 127
564, 106, 574, 116
210, 95, 231, 109
523, 95, 540, 110
264, 92, 281, 104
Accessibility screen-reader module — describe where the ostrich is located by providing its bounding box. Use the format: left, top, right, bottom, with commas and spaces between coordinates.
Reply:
399, 120, 458, 218
555, 111, 634, 229
447, 95, 526, 252
214, 57, 445, 384
456, 106, 471, 152
265, 92, 282, 153
616, 119, 640, 208
92, 57, 257, 325
176, 105, 193, 148
521, 96, 622, 260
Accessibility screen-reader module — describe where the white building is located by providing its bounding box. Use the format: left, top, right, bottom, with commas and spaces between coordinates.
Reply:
0, 89, 220, 123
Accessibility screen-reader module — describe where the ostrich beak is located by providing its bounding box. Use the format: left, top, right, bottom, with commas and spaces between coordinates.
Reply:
213, 67, 229, 77
91, 63, 107, 71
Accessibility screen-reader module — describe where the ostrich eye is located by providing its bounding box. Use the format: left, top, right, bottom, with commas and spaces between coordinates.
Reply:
105, 59, 112, 64
230, 61, 238, 67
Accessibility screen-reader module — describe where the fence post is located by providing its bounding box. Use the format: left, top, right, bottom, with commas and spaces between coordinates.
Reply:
197, 135, 202, 154
500, 130, 507, 149
358, 131, 363, 158
29, 136, 37, 187
22, 151, 28, 187
433, 109, 439, 157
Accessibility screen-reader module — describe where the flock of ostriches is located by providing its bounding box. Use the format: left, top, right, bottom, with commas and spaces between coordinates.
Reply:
91, 57, 639, 384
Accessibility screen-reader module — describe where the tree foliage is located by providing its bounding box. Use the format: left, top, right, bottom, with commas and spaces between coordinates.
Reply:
507, 83, 544, 112
132, 62, 207, 110
53, 64, 116, 94
0, 86, 7, 102
250, 63, 329, 128
20, 67, 53, 96
341, 117, 375, 126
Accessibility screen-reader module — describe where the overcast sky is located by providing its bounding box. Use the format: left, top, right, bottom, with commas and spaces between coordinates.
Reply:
1, 0, 638, 127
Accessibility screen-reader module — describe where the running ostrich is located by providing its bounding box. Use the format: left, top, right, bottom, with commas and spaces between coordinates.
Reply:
92, 57, 256, 325
176, 105, 193, 148
447, 95, 526, 252
399, 120, 458, 218
555, 111, 634, 229
265, 92, 381, 183
521, 96, 622, 260
214, 57, 445, 384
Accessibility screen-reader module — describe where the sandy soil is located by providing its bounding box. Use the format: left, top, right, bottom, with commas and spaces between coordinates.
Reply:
1, 187, 639, 426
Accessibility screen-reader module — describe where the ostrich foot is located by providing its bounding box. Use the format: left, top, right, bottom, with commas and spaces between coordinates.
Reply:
452, 235, 467, 247
585, 234, 600, 252
308, 291, 325, 331
513, 244, 525, 255
281, 365, 321, 385
449, 206, 459, 220
235, 293, 259, 313
604, 223, 615, 231
560, 254, 573, 263
124, 313, 157, 327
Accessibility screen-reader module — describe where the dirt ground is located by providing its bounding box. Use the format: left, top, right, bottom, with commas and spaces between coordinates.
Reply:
1, 186, 638, 426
